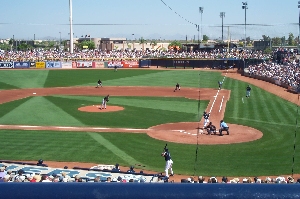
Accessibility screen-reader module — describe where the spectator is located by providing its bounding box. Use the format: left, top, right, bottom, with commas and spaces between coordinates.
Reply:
0, 167, 5, 179
127, 166, 135, 173
13, 169, 25, 182
112, 163, 121, 172
198, 176, 206, 183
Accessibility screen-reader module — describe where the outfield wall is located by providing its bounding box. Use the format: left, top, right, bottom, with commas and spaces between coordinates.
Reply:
0, 59, 267, 72
0, 61, 139, 69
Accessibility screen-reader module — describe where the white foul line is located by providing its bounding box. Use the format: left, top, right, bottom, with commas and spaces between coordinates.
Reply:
56, 127, 76, 129
19, 125, 39, 128
209, 89, 220, 113
219, 96, 224, 113
124, 128, 145, 131
92, 127, 110, 130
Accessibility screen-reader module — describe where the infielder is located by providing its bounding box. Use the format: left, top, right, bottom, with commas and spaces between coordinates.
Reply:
100, 95, 109, 110
246, 85, 251, 98
96, 79, 102, 88
174, 83, 180, 92
161, 147, 174, 178
218, 81, 223, 90
203, 111, 210, 129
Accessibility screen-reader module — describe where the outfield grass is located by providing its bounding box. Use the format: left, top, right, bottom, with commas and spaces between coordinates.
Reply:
0, 69, 299, 177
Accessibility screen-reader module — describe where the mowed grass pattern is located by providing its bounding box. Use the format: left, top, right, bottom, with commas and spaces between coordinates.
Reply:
0, 69, 299, 177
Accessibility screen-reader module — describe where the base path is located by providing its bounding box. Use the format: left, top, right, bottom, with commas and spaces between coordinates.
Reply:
0, 86, 262, 145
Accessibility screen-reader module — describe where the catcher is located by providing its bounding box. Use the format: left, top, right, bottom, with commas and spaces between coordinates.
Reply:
100, 95, 109, 110
205, 122, 216, 135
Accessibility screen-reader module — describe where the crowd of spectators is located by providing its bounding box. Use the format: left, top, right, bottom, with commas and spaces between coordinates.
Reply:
1, 164, 300, 184
1, 47, 298, 89
179, 175, 300, 184
0, 164, 150, 183
0, 48, 274, 62
248, 60, 300, 87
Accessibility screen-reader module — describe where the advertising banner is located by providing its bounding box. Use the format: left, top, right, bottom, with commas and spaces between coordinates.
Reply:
107, 61, 123, 68
0, 62, 13, 69
93, 61, 105, 68
173, 60, 190, 67
36, 62, 46, 69
14, 62, 30, 69
61, 62, 72, 69
74, 61, 93, 68
122, 61, 139, 68
30, 62, 36, 68
46, 61, 62, 68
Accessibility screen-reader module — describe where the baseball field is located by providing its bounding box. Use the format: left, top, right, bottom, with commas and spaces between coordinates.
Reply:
0, 68, 299, 177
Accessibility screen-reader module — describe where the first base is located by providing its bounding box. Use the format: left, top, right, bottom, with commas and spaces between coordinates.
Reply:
33, 93, 36, 95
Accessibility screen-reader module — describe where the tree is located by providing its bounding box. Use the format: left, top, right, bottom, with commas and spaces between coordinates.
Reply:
77, 40, 95, 50
281, 36, 286, 46
17, 43, 31, 51
262, 35, 270, 41
264, 47, 272, 54
168, 40, 182, 51
8, 39, 14, 46
48, 41, 55, 48
0, 43, 11, 51
246, 36, 251, 46
202, 35, 209, 42
139, 37, 147, 51
288, 33, 295, 46
272, 37, 281, 46
150, 39, 157, 49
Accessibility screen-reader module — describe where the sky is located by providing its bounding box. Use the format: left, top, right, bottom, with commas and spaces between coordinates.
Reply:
0, 0, 299, 41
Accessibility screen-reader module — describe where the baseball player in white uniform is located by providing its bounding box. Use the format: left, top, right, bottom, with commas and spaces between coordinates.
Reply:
203, 111, 210, 129
161, 147, 174, 177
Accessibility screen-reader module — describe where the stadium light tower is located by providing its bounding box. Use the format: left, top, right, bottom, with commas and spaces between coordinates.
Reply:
199, 7, 204, 44
220, 12, 225, 42
242, 2, 248, 48
69, 0, 74, 53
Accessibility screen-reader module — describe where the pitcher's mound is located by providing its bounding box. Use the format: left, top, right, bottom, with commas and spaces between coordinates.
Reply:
78, 105, 124, 112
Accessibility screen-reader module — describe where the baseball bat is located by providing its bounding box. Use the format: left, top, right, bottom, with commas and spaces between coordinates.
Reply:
163, 143, 167, 150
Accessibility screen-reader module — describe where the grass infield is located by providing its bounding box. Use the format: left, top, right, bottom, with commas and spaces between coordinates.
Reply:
0, 69, 299, 177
